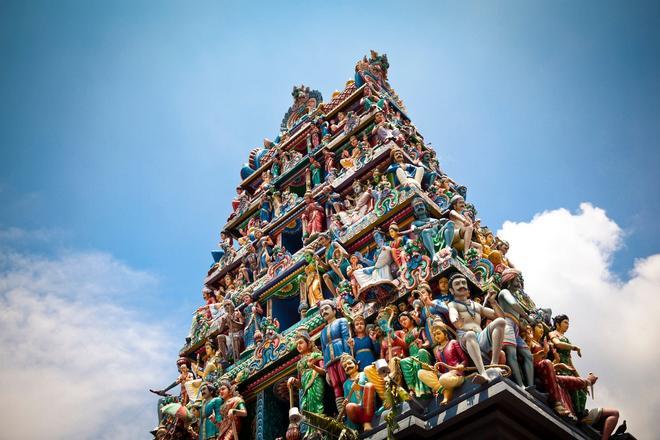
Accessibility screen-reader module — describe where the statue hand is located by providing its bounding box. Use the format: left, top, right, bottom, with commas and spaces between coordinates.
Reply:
347, 338, 355, 349
573, 345, 582, 357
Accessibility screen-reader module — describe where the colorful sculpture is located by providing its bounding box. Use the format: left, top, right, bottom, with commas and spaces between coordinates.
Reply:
154, 51, 627, 440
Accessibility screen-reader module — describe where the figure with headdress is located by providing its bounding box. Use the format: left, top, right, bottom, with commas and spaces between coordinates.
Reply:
212, 380, 247, 440
415, 282, 450, 343
447, 273, 506, 384
386, 146, 423, 188
340, 354, 376, 431
351, 229, 396, 296
186, 339, 223, 402
287, 327, 325, 435
397, 310, 434, 397
150, 357, 194, 423
301, 193, 325, 242
409, 196, 455, 264
497, 268, 534, 388
317, 233, 351, 297
319, 299, 353, 411
417, 318, 468, 404
217, 300, 244, 363
448, 195, 483, 257
241, 291, 263, 351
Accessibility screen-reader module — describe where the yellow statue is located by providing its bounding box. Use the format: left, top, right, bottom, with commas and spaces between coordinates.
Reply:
301, 262, 323, 309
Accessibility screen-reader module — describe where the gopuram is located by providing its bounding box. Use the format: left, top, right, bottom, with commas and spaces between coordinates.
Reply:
150, 52, 633, 440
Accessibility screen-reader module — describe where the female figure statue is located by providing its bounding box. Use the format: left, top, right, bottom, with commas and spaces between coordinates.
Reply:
397, 311, 434, 397
213, 381, 247, 440
287, 328, 325, 434
347, 315, 378, 371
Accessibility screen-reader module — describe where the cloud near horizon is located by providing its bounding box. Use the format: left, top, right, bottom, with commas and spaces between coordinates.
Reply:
0, 237, 174, 439
498, 203, 660, 439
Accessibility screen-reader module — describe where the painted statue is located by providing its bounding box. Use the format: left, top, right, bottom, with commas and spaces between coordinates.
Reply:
416, 282, 449, 343
447, 273, 506, 383
301, 193, 325, 242
287, 327, 325, 435
417, 318, 468, 404
199, 382, 223, 440
319, 299, 352, 411
386, 147, 424, 189
448, 195, 482, 257
497, 269, 534, 388
352, 229, 396, 295
341, 354, 376, 431
241, 292, 263, 351
397, 311, 434, 397
214, 381, 247, 440
409, 196, 455, 263
318, 233, 351, 297
348, 315, 378, 371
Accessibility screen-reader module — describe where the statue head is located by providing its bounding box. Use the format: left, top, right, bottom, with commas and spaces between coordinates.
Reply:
204, 339, 217, 356
319, 299, 337, 322
417, 282, 433, 302
553, 314, 570, 333
389, 146, 404, 163
375, 111, 386, 124
448, 273, 470, 300
218, 380, 235, 400
294, 326, 313, 354
438, 277, 449, 294
501, 268, 523, 291
388, 222, 399, 239
340, 353, 359, 375
353, 315, 366, 335
200, 382, 216, 399
350, 135, 358, 147
412, 196, 428, 219
450, 195, 465, 211
431, 319, 449, 345
398, 311, 413, 329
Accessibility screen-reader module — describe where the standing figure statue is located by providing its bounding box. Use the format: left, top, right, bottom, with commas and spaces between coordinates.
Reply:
287, 327, 325, 435
214, 380, 247, 440
319, 299, 353, 411
218, 300, 244, 363
347, 316, 378, 371
198, 383, 223, 440
241, 292, 263, 351
300, 260, 324, 311
497, 269, 534, 388
340, 354, 376, 431
447, 273, 506, 384
186, 339, 223, 402
150, 357, 194, 423
301, 193, 326, 242
409, 196, 455, 263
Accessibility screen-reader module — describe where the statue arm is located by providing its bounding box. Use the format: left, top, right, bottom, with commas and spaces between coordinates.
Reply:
498, 289, 525, 315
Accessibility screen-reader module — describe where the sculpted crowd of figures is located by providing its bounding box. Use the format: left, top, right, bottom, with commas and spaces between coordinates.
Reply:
150, 52, 627, 440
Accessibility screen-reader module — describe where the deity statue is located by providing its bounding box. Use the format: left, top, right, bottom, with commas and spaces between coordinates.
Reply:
340, 354, 376, 431
343, 179, 374, 223
497, 269, 534, 388
417, 318, 468, 404
150, 357, 194, 422
371, 111, 403, 145
253, 229, 274, 278
318, 233, 351, 297
319, 299, 353, 411
301, 193, 325, 242
211, 231, 235, 266
415, 282, 449, 344
287, 327, 325, 435
448, 195, 482, 257
309, 156, 323, 188
330, 111, 347, 134
217, 300, 244, 363
351, 229, 396, 296
360, 86, 386, 112
199, 382, 223, 440
186, 339, 223, 402
409, 196, 455, 263
386, 147, 424, 189
259, 192, 273, 225
347, 315, 378, 371
300, 260, 324, 310
322, 149, 337, 177
387, 222, 407, 270
213, 380, 247, 440
241, 292, 263, 351
447, 273, 506, 383
396, 311, 434, 397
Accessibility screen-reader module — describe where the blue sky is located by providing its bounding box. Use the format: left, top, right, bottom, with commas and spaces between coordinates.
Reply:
1, 1, 659, 437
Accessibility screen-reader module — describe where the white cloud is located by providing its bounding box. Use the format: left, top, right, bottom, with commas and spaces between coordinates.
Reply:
498, 202, 660, 439
0, 245, 174, 439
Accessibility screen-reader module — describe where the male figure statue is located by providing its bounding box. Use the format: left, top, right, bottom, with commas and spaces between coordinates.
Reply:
498, 268, 534, 388
409, 196, 455, 263
447, 273, 506, 383
319, 299, 352, 411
